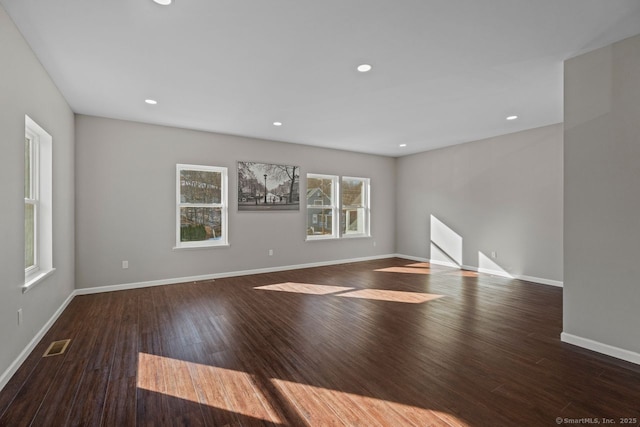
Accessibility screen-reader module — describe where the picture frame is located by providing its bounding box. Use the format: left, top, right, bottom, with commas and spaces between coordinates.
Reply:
237, 161, 300, 211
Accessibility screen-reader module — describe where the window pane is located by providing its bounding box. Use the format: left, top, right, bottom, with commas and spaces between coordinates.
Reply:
342, 207, 366, 234
307, 208, 333, 236
25, 137, 31, 198
180, 207, 222, 242
342, 179, 364, 207
341, 177, 369, 236
180, 170, 221, 204
25, 203, 35, 269
306, 177, 333, 206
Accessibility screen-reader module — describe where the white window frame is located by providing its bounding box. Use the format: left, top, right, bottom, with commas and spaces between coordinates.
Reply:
175, 164, 229, 249
306, 173, 339, 240
24, 115, 55, 293
341, 176, 370, 238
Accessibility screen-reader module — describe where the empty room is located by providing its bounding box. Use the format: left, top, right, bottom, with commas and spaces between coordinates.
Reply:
1, 1, 639, 425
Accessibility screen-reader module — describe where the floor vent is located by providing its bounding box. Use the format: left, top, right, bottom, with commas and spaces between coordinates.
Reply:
43, 339, 71, 357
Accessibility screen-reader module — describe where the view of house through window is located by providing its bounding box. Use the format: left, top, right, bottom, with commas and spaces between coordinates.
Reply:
176, 164, 228, 248
306, 174, 370, 239
306, 174, 338, 239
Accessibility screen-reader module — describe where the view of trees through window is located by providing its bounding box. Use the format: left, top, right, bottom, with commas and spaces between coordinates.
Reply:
178, 167, 225, 244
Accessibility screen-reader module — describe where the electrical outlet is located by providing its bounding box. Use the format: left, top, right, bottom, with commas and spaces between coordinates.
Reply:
373, 241, 377, 247
491, 251, 497, 259
122, 260, 129, 269
18, 308, 23, 326
268, 249, 273, 256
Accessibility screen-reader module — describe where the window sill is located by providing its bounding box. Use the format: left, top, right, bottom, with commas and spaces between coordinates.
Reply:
306, 235, 339, 242
23, 268, 56, 294
306, 235, 373, 242
173, 243, 230, 250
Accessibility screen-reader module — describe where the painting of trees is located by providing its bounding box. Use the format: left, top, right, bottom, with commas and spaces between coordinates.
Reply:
237, 161, 300, 211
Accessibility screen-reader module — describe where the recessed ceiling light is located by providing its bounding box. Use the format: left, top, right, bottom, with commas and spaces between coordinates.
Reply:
145, 99, 158, 105
506, 115, 518, 120
273, 121, 282, 126
357, 64, 372, 73
399, 144, 407, 148
153, 0, 172, 5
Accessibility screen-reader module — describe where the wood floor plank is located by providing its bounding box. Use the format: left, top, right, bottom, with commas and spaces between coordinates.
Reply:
29, 358, 89, 426
160, 353, 206, 426
101, 375, 137, 427
187, 355, 243, 426
66, 366, 111, 426
110, 321, 139, 380
0, 355, 68, 427
136, 339, 168, 427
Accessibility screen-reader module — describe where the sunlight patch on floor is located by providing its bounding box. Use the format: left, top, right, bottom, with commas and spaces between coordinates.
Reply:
272, 379, 469, 426
137, 352, 467, 425
255, 282, 444, 304
375, 266, 433, 275
446, 270, 479, 278
137, 352, 281, 423
405, 262, 431, 268
376, 261, 482, 280
254, 282, 354, 295
337, 289, 444, 304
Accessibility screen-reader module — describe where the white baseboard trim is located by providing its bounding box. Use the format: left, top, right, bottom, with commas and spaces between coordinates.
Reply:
462, 264, 514, 279
393, 254, 428, 263
75, 254, 398, 295
430, 259, 460, 269
462, 263, 563, 287
394, 254, 563, 287
0, 291, 76, 392
515, 273, 563, 288
561, 332, 640, 366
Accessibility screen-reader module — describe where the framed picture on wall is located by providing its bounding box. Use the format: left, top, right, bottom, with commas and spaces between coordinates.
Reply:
237, 161, 300, 211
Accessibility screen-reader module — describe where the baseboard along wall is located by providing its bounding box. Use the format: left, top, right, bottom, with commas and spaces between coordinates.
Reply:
397, 254, 563, 287
561, 333, 640, 366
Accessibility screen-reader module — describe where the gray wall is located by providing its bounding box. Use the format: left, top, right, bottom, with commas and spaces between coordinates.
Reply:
564, 34, 640, 354
0, 6, 75, 380
75, 115, 396, 289
396, 124, 563, 284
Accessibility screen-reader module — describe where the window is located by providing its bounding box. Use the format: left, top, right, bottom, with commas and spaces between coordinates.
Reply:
24, 115, 54, 292
306, 174, 338, 239
176, 164, 228, 248
341, 177, 370, 237
306, 174, 371, 240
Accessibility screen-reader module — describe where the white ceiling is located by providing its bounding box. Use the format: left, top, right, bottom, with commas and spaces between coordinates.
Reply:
3, 0, 640, 157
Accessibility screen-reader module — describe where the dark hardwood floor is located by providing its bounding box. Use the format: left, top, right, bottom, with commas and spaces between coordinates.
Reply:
1, 258, 639, 426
